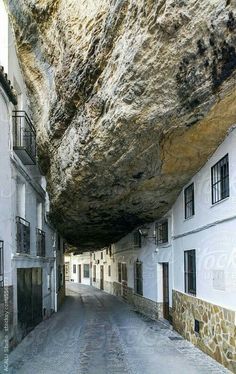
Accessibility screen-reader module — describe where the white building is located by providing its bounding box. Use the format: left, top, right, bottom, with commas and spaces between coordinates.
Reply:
88, 127, 236, 372
0, 0, 65, 359
65, 252, 91, 286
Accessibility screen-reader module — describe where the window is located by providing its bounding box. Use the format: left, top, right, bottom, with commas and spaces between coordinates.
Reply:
118, 262, 122, 283
156, 220, 168, 245
93, 265, 96, 282
84, 264, 89, 278
184, 250, 196, 295
101, 252, 103, 260
0, 241, 3, 287
211, 154, 229, 204
184, 183, 195, 219
106, 248, 109, 255
194, 319, 200, 334
133, 230, 142, 247
108, 265, 111, 277
93, 253, 95, 260
73, 264, 76, 274
135, 260, 143, 295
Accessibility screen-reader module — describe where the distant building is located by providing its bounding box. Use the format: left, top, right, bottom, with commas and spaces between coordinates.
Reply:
0, 0, 65, 358
65, 252, 91, 285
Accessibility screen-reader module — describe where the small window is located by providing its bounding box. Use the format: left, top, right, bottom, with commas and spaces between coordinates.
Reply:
184, 250, 196, 295
73, 264, 76, 274
133, 230, 142, 247
211, 154, 229, 204
118, 262, 122, 283
135, 260, 143, 296
156, 220, 168, 245
83, 264, 89, 278
108, 265, 111, 277
184, 183, 195, 219
106, 248, 109, 255
122, 263, 127, 282
93, 253, 96, 260
101, 252, 103, 260
93, 265, 96, 282
194, 319, 200, 334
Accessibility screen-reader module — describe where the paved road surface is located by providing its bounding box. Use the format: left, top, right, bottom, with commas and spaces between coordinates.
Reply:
1, 283, 230, 374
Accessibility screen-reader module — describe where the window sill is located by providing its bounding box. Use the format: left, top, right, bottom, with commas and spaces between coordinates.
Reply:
184, 215, 195, 222
211, 196, 229, 208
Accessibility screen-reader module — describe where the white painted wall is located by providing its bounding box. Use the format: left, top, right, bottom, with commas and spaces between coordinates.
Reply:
70, 252, 91, 285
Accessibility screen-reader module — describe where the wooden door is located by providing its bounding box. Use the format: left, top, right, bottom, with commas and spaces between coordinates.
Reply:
78, 264, 82, 283
163, 263, 169, 321
100, 265, 104, 290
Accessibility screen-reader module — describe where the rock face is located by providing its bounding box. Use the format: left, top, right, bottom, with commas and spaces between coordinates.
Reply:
7, 0, 236, 249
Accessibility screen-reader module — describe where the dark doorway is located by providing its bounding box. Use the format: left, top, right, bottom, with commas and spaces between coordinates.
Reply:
78, 264, 82, 283
162, 263, 169, 321
100, 265, 104, 290
17, 268, 42, 336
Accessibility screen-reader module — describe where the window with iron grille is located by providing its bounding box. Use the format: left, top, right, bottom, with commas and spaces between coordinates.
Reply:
16, 216, 30, 254
84, 264, 89, 278
135, 260, 143, 296
184, 183, 195, 219
93, 265, 96, 282
108, 265, 111, 277
101, 252, 103, 260
0, 241, 3, 287
133, 230, 142, 247
184, 250, 196, 295
211, 154, 229, 204
156, 220, 168, 245
73, 264, 76, 274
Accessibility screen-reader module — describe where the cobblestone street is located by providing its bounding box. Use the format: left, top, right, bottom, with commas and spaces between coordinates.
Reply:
1, 283, 230, 374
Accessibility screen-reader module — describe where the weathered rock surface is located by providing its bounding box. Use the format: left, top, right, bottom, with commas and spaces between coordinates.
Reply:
6, 0, 236, 249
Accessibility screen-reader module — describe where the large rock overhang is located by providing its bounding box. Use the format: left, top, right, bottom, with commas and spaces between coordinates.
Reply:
6, 0, 236, 250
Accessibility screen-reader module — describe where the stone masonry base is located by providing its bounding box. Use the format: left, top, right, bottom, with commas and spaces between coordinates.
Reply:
172, 289, 236, 373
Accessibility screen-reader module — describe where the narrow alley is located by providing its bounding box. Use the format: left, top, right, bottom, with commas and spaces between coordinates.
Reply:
2, 283, 230, 374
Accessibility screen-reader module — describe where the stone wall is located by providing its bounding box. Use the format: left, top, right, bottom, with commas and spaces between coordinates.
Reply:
172, 290, 236, 373
0, 286, 14, 360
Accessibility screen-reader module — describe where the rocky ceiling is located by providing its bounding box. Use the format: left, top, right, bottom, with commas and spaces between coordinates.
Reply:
7, 0, 236, 250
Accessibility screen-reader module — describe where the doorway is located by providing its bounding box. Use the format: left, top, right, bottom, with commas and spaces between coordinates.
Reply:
162, 263, 169, 321
100, 265, 104, 290
78, 264, 82, 283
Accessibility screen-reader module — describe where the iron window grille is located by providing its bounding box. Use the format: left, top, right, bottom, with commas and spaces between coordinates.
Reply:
0, 241, 3, 287
133, 230, 142, 248
13, 111, 36, 165
184, 250, 196, 296
93, 265, 96, 282
83, 264, 90, 278
211, 154, 229, 204
184, 183, 195, 219
16, 216, 30, 254
36, 228, 46, 257
73, 264, 76, 274
156, 220, 168, 245
135, 260, 143, 296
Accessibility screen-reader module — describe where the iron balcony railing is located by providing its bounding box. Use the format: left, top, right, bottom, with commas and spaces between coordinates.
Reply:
16, 217, 30, 254
0, 241, 4, 287
13, 110, 36, 165
36, 228, 46, 257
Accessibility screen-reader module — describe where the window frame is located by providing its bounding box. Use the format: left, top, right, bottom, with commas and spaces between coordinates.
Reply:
184, 249, 196, 296
83, 264, 90, 278
156, 220, 169, 245
134, 260, 143, 296
211, 154, 229, 204
184, 183, 195, 219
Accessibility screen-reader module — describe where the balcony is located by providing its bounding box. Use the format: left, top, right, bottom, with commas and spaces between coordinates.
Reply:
13, 110, 36, 165
16, 217, 30, 254
36, 229, 46, 257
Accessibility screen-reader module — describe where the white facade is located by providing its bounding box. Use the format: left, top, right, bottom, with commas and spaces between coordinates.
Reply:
65, 252, 91, 286
0, 0, 65, 356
